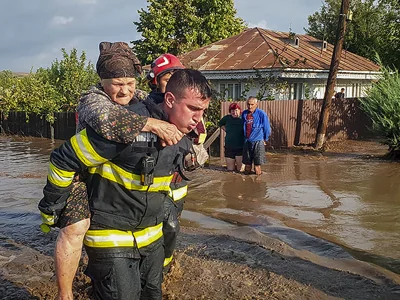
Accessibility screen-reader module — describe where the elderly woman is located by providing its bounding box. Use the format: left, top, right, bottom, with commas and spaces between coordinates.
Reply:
40, 42, 185, 300
219, 102, 244, 172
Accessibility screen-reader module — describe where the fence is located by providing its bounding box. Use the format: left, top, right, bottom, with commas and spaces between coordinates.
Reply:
1, 97, 373, 149
0, 112, 76, 140
220, 97, 372, 150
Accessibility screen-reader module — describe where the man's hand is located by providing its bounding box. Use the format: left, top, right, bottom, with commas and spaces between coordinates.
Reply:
143, 118, 184, 146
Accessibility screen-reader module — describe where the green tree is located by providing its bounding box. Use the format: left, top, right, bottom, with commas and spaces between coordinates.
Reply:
132, 0, 245, 64
0, 48, 99, 123
305, 0, 400, 69
0, 71, 18, 114
0, 71, 63, 123
12, 73, 63, 123
359, 61, 400, 159
306, 0, 340, 44
37, 48, 99, 111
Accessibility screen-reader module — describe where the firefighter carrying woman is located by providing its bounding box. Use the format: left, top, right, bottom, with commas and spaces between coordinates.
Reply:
38, 42, 210, 300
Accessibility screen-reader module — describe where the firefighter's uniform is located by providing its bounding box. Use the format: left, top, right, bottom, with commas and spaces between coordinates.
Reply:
39, 99, 192, 300
163, 118, 207, 270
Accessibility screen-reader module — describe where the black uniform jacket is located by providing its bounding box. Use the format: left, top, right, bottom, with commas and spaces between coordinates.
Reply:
39, 93, 192, 232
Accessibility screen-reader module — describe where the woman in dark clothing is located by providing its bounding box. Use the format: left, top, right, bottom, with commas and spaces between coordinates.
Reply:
219, 102, 244, 172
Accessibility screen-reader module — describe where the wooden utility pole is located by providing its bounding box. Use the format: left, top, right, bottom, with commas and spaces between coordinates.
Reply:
315, 0, 350, 149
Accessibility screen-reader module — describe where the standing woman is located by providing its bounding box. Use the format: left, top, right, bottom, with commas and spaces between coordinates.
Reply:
219, 103, 244, 172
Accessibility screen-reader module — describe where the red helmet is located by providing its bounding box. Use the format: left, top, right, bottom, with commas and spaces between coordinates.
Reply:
147, 54, 184, 85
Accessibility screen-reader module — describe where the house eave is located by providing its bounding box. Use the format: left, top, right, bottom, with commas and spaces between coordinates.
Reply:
200, 68, 381, 80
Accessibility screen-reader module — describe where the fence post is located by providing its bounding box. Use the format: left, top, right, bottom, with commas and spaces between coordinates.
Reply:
50, 113, 55, 143
50, 123, 55, 143
0, 112, 4, 135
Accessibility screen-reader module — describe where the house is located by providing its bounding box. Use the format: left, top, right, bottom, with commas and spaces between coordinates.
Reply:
179, 27, 380, 100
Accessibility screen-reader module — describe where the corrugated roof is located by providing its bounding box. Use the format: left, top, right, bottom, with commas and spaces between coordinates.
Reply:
179, 27, 379, 72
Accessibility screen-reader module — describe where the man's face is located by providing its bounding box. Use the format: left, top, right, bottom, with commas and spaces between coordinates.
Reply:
247, 99, 257, 113
102, 77, 136, 105
158, 72, 173, 93
166, 88, 210, 134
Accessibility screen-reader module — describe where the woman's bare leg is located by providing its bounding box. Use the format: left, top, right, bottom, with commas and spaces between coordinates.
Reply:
55, 218, 90, 300
225, 158, 236, 171
235, 156, 243, 172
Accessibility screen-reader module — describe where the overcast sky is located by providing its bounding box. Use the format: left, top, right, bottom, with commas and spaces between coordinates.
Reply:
0, 0, 323, 72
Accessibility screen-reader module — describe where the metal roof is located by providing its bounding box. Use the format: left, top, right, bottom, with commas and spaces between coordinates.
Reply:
179, 27, 379, 72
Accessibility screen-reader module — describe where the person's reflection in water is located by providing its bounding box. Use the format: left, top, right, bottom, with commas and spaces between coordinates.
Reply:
222, 174, 268, 213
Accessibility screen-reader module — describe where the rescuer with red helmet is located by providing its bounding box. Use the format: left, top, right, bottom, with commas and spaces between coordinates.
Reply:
147, 53, 185, 92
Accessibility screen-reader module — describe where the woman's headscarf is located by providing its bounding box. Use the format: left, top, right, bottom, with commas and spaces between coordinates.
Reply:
96, 41, 142, 79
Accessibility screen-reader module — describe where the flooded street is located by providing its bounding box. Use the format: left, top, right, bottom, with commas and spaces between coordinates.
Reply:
1, 135, 400, 299
185, 153, 400, 274
0, 138, 60, 241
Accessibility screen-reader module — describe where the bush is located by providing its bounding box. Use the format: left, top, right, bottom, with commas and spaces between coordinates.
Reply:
0, 48, 99, 123
0, 71, 18, 114
359, 63, 400, 158
36, 48, 99, 112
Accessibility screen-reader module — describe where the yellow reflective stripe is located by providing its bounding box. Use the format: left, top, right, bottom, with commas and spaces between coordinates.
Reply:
84, 231, 134, 247
84, 223, 163, 248
197, 133, 207, 144
88, 162, 173, 192
134, 223, 163, 248
170, 185, 188, 201
71, 129, 108, 167
47, 162, 75, 187
164, 255, 173, 267
41, 212, 55, 225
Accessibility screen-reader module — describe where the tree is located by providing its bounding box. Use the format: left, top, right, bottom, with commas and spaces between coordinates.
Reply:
0, 71, 19, 114
305, 0, 400, 69
36, 48, 99, 111
359, 61, 400, 159
132, 0, 245, 64
12, 73, 64, 123
306, 0, 340, 44
0, 48, 99, 123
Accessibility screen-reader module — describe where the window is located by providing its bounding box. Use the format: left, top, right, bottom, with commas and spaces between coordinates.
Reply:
290, 83, 304, 100
219, 82, 242, 100
322, 41, 327, 51
295, 37, 300, 47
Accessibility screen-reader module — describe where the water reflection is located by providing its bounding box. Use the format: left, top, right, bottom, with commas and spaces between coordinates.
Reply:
1, 136, 400, 273
0, 137, 61, 212
187, 153, 400, 269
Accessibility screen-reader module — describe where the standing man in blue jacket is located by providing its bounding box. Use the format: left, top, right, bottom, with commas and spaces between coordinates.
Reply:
242, 96, 271, 175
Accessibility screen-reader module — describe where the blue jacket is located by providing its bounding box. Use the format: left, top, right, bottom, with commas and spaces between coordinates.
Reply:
242, 108, 271, 142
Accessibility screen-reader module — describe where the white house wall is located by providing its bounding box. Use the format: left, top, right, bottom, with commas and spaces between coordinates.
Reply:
210, 77, 374, 100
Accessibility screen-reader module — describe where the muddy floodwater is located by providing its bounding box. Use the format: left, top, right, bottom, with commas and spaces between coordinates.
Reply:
1, 135, 400, 299
186, 151, 400, 275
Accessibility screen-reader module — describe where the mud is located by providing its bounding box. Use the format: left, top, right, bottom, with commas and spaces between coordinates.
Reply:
1, 137, 400, 299
1, 226, 400, 300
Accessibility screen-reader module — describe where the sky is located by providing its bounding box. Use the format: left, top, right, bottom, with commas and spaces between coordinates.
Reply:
0, 0, 324, 72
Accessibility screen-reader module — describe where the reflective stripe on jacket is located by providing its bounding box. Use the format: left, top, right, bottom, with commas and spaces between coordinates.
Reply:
168, 185, 188, 202
47, 162, 75, 188
84, 223, 163, 248
88, 162, 173, 192
164, 254, 173, 267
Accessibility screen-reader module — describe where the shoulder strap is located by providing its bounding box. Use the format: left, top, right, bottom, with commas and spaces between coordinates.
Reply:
142, 99, 168, 121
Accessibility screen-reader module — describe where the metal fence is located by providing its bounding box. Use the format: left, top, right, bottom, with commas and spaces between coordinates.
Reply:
0, 112, 76, 140
1, 97, 373, 149
220, 97, 373, 149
